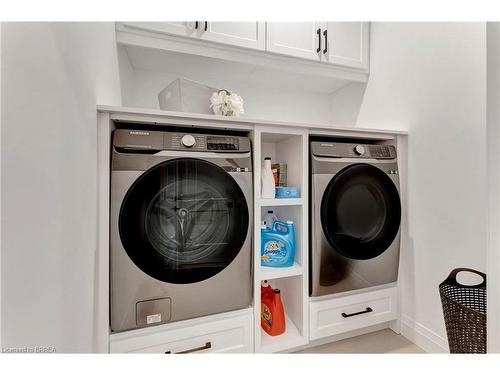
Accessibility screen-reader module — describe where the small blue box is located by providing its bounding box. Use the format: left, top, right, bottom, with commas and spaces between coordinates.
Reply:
275, 187, 300, 199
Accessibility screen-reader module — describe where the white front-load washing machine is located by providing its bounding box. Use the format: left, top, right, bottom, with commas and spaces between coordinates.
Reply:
110, 127, 253, 332
310, 141, 402, 297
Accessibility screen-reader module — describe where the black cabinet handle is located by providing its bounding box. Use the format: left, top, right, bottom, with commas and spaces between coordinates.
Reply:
205, 21, 208, 31
323, 29, 328, 54
341, 307, 373, 318
316, 28, 321, 53
195, 21, 199, 29
165, 341, 212, 354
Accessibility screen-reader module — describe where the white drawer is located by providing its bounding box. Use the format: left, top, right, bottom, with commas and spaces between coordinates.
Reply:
110, 309, 254, 353
309, 287, 399, 340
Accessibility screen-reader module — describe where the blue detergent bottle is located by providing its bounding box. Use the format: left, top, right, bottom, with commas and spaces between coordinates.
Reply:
261, 221, 296, 267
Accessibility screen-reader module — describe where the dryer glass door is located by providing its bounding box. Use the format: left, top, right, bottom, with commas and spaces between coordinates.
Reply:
119, 158, 249, 284
320, 163, 401, 260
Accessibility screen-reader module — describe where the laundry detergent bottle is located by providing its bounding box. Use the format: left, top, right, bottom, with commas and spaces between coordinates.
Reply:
261, 220, 296, 267
262, 210, 278, 229
261, 280, 273, 301
261, 287, 286, 336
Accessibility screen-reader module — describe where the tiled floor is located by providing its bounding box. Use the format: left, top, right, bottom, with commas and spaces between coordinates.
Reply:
296, 329, 425, 354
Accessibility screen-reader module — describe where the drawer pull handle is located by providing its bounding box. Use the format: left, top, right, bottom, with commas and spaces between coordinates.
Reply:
316, 28, 321, 53
341, 307, 373, 318
323, 29, 328, 54
165, 341, 212, 354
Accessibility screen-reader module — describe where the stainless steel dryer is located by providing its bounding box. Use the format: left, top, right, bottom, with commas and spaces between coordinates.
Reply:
110, 128, 253, 332
310, 141, 401, 297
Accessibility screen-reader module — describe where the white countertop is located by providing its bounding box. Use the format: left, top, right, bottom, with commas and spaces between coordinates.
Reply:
97, 105, 408, 136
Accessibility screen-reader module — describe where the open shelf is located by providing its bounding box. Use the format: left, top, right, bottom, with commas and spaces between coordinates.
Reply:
259, 198, 305, 207
260, 262, 303, 280
257, 275, 308, 353
260, 132, 304, 201
259, 205, 304, 271
260, 314, 307, 353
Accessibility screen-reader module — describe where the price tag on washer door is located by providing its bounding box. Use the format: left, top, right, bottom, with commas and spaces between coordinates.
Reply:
146, 314, 162, 324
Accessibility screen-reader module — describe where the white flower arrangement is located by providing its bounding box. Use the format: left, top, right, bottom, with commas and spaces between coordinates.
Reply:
210, 89, 244, 117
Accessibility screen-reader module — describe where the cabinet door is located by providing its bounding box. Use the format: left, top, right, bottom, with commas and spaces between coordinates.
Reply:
325, 22, 369, 70
200, 22, 265, 51
122, 22, 201, 38
266, 22, 326, 61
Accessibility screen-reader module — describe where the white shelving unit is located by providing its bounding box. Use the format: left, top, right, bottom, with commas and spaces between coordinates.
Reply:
252, 125, 309, 353
95, 106, 407, 353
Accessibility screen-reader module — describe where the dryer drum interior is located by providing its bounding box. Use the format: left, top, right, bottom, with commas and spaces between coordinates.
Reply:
320, 163, 401, 260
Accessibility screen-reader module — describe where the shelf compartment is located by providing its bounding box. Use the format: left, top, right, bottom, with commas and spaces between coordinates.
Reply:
260, 205, 304, 269
260, 262, 303, 280
257, 275, 308, 353
260, 132, 304, 201
259, 314, 307, 353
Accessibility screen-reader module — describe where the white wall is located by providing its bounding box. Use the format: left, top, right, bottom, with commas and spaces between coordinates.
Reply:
1, 22, 121, 352
348, 22, 487, 351
486, 22, 500, 353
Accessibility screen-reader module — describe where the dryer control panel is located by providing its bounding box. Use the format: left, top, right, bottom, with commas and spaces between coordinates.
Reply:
311, 141, 396, 159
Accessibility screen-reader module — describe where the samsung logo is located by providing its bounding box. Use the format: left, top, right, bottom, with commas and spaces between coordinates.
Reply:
130, 131, 150, 136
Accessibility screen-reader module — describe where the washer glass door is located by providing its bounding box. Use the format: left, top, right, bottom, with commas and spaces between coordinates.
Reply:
119, 158, 249, 284
320, 163, 401, 260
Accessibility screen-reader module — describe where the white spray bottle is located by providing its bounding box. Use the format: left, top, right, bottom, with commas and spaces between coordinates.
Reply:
261, 157, 276, 199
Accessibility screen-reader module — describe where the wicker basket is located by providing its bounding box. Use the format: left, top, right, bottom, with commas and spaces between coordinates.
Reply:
439, 268, 486, 353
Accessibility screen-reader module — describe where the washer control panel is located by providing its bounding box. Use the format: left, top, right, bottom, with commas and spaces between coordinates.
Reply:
181, 134, 196, 148
166, 131, 250, 152
170, 133, 206, 151
207, 136, 240, 150
113, 129, 251, 153
368, 145, 393, 158
311, 141, 396, 159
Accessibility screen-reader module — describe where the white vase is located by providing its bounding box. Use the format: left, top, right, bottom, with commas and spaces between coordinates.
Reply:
261, 157, 276, 199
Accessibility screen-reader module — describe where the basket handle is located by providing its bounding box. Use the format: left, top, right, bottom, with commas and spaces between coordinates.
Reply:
445, 268, 486, 288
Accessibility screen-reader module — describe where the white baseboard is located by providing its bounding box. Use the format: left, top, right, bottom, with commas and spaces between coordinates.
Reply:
401, 315, 449, 353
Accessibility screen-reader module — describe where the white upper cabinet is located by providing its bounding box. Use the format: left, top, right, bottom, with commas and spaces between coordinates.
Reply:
266, 22, 369, 70
325, 22, 369, 70
200, 22, 266, 50
266, 22, 327, 61
122, 22, 265, 51
118, 21, 370, 75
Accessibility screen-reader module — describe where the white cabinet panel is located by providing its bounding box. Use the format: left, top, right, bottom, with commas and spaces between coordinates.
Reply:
266, 22, 326, 61
310, 287, 398, 340
110, 311, 254, 353
122, 22, 200, 38
201, 22, 265, 50
326, 22, 369, 70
